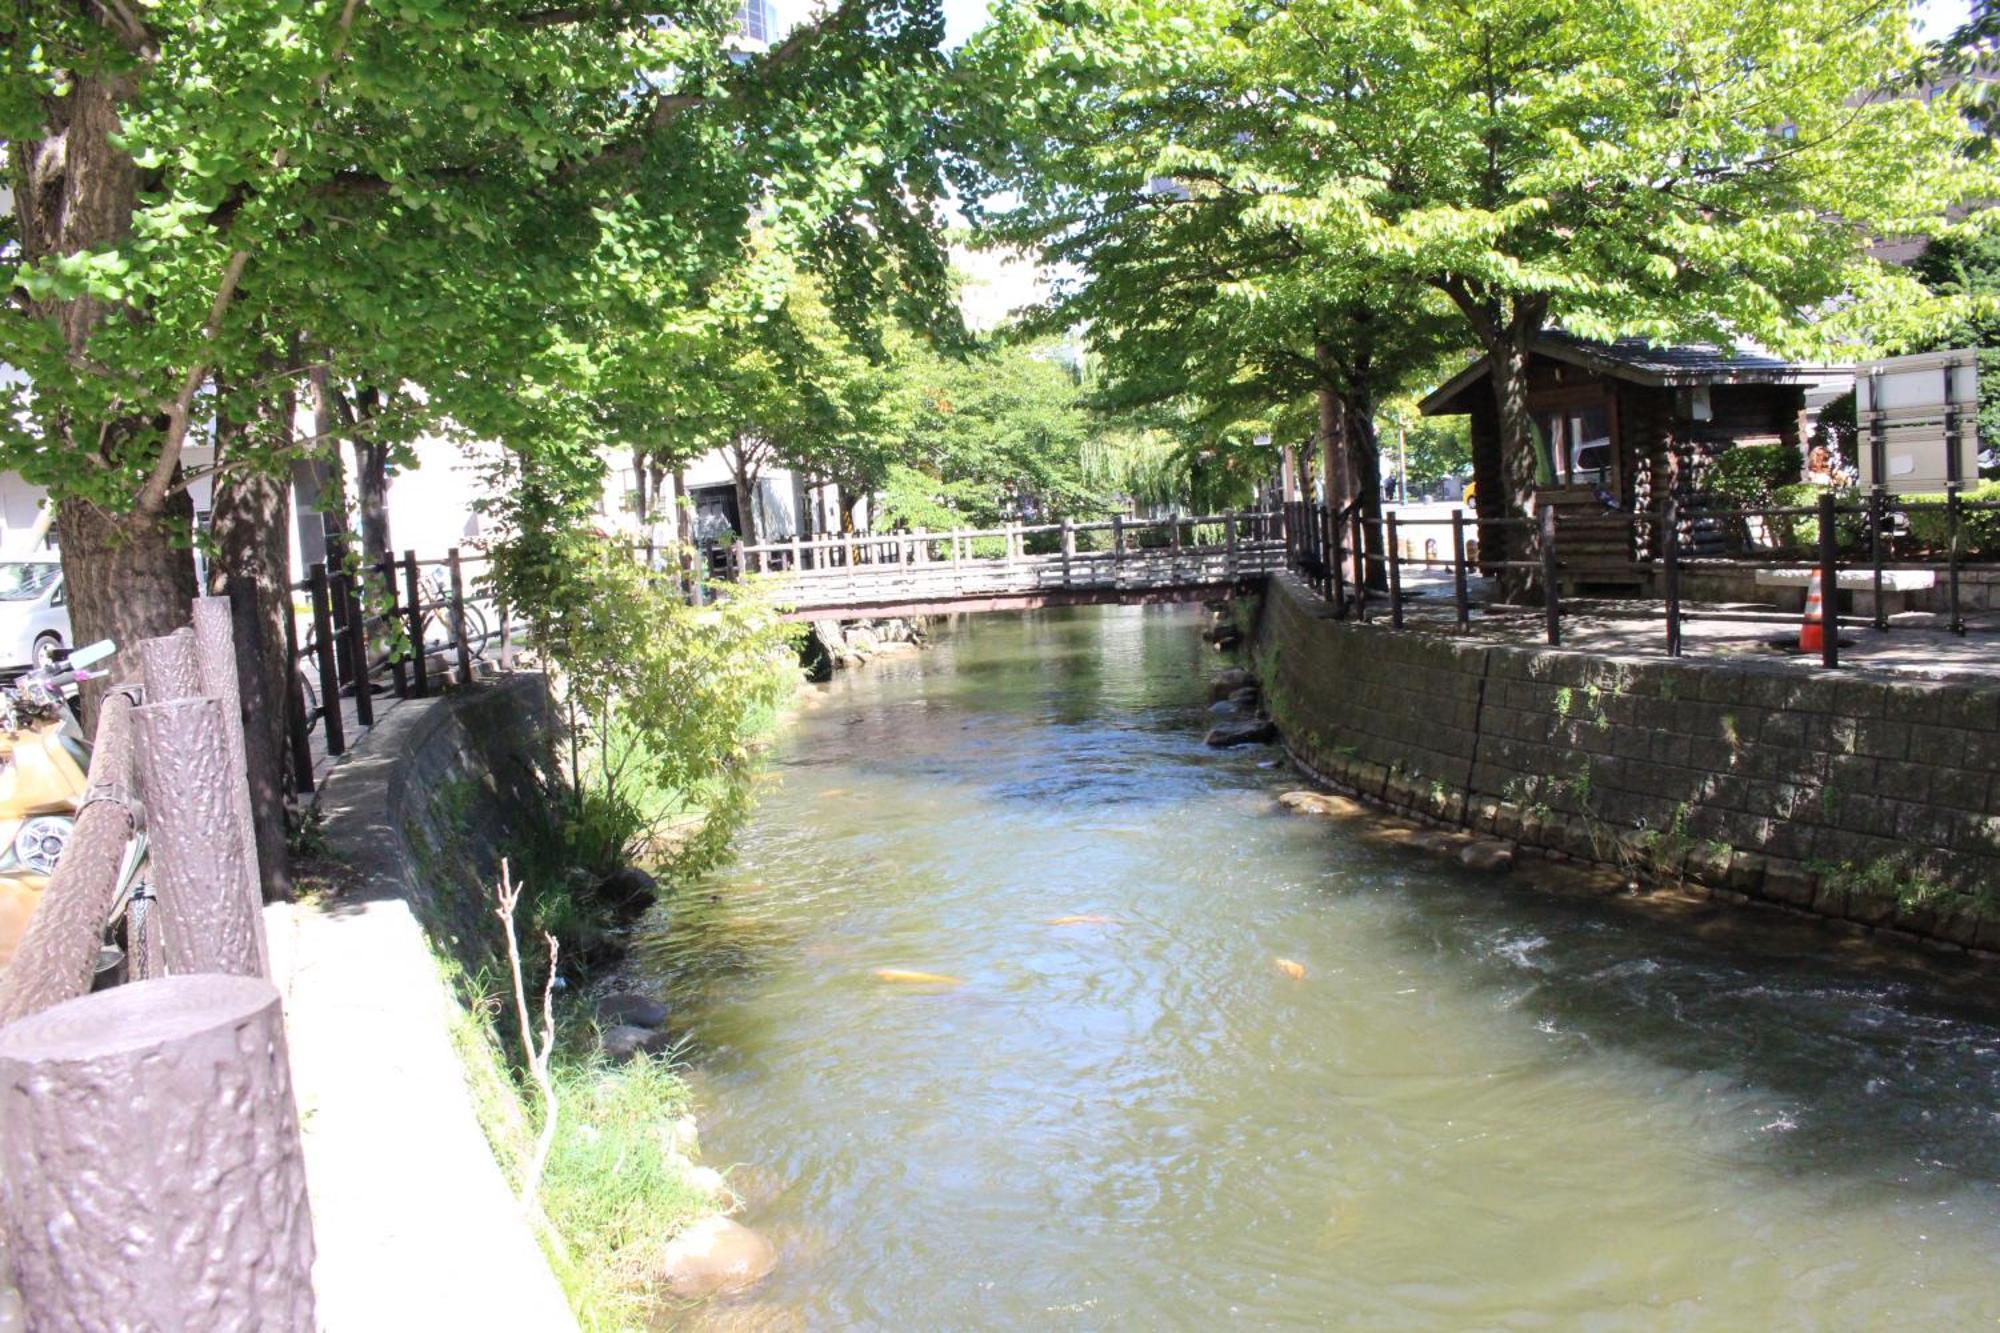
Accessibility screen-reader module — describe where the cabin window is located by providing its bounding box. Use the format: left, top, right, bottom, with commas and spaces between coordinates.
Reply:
1534, 404, 1614, 488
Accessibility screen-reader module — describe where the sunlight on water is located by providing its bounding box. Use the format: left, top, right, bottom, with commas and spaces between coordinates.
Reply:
642, 605, 2000, 1329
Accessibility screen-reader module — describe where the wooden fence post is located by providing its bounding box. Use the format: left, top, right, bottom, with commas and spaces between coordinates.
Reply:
447, 547, 473, 685
0, 975, 316, 1331
133, 693, 265, 978
1112, 515, 1125, 588
1061, 518, 1075, 586
403, 551, 428, 699
192, 596, 277, 933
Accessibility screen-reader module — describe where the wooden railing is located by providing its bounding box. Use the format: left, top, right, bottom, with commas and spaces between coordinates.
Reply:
729, 511, 1287, 612
0, 595, 317, 1327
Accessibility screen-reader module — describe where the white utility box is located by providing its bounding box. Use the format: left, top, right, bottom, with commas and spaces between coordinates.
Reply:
1855, 349, 1979, 494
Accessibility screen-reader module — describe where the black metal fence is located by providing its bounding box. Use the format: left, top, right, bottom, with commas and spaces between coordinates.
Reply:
286, 543, 508, 792
1282, 486, 2000, 671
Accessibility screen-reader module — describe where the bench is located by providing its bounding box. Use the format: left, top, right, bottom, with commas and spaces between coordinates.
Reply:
1752, 568, 1937, 617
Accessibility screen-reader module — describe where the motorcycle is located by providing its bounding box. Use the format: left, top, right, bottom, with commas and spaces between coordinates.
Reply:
0, 641, 142, 969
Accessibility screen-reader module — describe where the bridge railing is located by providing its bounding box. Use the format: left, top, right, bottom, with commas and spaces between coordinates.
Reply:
732, 511, 1286, 610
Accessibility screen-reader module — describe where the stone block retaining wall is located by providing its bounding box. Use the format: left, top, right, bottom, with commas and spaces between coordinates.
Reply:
1252, 573, 2000, 949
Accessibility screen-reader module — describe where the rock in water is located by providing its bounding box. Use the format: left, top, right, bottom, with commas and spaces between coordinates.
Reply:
1460, 840, 1516, 874
600, 1024, 671, 1062
659, 1217, 777, 1299
600, 866, 660, 924
1227, 685, 1261, 707
1278, 790, 1366, 819
1204, 719, 1277, 748
1208, 667, 1253, 700
596, 991, 669, 1029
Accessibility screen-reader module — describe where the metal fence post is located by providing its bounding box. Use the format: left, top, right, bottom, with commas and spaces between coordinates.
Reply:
1540, 501, 1561, 647
283, 608, 315, 796
447, 547, 473, 685
379, 557, 408, 698
1386, 511, 1404, 628
1662, 500, 1682, 657
339, 564, 374, 729
307, 565, 344, 756
1868, 487, 1888, 633
0, 975, 316, 1331
403, 551, 428, 698
1948, 483, 1965, 636
1818, 490, 1840, 670
1451, 507, 1470, 632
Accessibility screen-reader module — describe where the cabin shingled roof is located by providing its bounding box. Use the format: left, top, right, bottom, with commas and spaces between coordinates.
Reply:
1419, 331, 1852, 416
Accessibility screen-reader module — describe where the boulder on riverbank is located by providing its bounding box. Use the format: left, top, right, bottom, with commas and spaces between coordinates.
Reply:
596, 991, 669, 1029
1208, 668, 1254, 701
659, 1216, 777, 1299
600, 866, 660, 925
1205, 719, 1277, 748
600, 1024, 672, 1062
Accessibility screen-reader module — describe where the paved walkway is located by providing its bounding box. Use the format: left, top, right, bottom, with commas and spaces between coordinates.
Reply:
269, 695, 576, 1333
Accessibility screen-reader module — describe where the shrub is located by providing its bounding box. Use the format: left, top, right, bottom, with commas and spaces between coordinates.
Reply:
1904, 480, 2000, 558
1701, 443, 1801, 507
1766, 482, 1867, 552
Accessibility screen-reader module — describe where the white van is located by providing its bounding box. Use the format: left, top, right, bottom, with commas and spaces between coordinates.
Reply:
0, 560, 70, 671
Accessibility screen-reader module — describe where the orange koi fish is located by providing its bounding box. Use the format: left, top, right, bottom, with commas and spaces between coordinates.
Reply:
1047, 914, 1117, 926
1275, 958, 1307, 980
873, 969, 962, 986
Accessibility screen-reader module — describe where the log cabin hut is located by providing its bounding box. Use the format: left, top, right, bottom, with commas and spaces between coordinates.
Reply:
1419, 332, 1853, 592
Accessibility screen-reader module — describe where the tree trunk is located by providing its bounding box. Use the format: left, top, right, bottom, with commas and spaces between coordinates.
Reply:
839, 487, 862, 535
672, 468, 691, 545
730, 442, 760, 548
59, 492, 201, 710
630, 447, 650, 527
208, 380, 298, 903
1485, 327, 1543, 596
1348, 392, 1388, 592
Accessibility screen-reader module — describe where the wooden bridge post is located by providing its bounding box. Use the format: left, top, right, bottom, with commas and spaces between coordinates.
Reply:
1061, 519, 1075, 587
951, 529, 962, 594
1112, 515, 1125, 590
1225, 513, 1238, 580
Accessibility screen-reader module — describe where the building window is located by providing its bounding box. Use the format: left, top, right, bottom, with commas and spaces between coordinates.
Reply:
1534, 404, 1614, 488
735, 0, 772, 43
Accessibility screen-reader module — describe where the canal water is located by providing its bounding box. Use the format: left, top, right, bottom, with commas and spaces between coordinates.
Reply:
642, 605, 2000, 1328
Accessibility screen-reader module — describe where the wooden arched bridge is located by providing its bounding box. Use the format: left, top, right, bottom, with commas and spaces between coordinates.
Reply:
733, 512, 1287, 620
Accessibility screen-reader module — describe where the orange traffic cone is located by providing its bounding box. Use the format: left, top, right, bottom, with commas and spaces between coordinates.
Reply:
1799, 571, 1825, 653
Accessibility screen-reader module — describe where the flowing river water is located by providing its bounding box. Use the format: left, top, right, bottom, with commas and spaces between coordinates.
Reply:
641, 605, 2000, 1329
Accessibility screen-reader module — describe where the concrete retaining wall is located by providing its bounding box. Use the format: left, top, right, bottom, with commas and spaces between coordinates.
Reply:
1252, 573, 2000, 950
